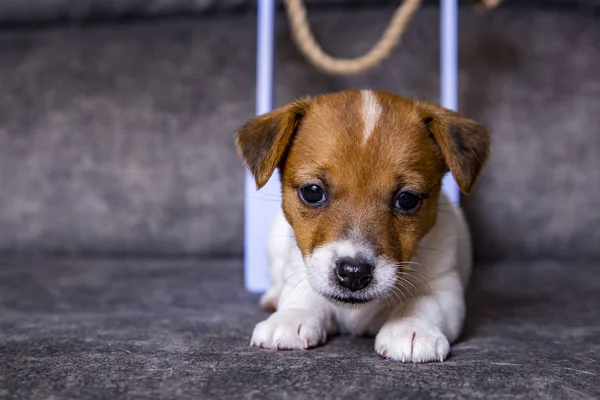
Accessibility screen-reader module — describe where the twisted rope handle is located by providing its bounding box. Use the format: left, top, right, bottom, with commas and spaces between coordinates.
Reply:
284, 0, 423, 75
283, 0, 502, 75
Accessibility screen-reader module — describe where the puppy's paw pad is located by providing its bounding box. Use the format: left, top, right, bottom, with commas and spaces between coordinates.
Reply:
375, 318, 450, 363
250, 310, 327, 350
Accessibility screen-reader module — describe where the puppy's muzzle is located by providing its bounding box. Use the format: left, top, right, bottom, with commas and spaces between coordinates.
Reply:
335, 258, 373, 291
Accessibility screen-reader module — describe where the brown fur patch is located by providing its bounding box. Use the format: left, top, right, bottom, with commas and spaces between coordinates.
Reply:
419, 102, 491, 194
236, 99, 310, 189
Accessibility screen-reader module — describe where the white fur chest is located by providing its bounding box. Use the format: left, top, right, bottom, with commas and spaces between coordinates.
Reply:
334, 302, 392, 337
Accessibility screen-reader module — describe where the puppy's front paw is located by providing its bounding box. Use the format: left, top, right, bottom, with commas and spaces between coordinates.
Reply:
375, 318, 450, 363
251, 310, 327, 350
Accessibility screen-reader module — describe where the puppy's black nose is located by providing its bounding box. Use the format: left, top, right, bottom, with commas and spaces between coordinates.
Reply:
335, 258, 373, 291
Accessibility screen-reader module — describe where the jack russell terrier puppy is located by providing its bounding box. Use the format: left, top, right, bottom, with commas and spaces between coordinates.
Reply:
236, 90, 491, 362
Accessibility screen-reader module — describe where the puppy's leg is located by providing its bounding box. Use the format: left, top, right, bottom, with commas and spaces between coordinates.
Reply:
251, 276, 337, 350
374, 270, 466, 362
259, 208, 295, 311
254, 208, 337, 349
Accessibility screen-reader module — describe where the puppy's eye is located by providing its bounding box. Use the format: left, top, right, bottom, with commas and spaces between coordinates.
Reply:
394, 191, 422, 213
298, 184, 326, 205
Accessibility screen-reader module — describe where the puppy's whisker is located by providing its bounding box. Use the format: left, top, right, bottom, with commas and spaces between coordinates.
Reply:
395, 265, 428, 277
396, 265, 432, 283
288, 276, 310, 295
396, 263, 428, 273
396, 275, 419, 296
293, 279, 313, 300
380, 289, 393, 307
398, 279, 415, 299
393, 262, 433, 290
394, 288, 408, 306
397, 271, 428, 289
398, 271, 434, 294
281, 269, 307, 287
395, 264, 430, 279
389, 283, 409, 305
396, 264, 430, 279
381, 290, 393, 308
396, 260, 428, 268
392, 288, 404, 304
383, 291, 396, 307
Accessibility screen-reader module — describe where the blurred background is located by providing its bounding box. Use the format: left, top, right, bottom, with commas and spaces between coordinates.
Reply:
0, 1, 598, 398
0, 0, 600, 257
1, 0, 598, 263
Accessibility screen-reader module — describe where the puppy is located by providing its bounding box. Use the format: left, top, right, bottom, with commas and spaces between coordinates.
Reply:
236, 90, 490, 362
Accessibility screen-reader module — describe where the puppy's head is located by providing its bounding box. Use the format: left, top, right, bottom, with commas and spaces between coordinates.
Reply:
237, 90, 490, 305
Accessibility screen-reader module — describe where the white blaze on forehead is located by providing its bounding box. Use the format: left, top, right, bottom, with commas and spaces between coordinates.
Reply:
361, 90, 382, 144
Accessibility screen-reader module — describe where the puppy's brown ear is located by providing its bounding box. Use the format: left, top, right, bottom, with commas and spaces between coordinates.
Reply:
236, 99, 310, 189
422, 103, 491, 194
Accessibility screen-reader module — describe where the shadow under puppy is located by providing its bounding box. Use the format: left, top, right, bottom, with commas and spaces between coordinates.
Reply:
236, 90, 491, 362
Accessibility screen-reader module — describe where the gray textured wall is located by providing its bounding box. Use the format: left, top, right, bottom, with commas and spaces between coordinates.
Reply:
0, 6, 598, 260
0, 1, 598, 24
